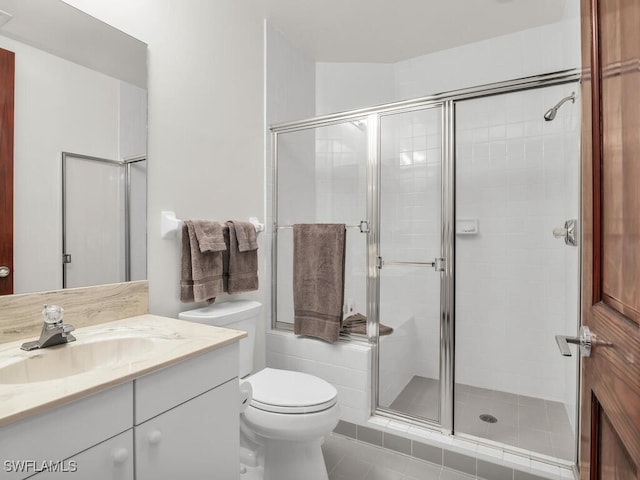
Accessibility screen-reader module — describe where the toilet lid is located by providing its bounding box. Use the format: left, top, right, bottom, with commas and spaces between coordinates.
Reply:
246, 368, 337, 414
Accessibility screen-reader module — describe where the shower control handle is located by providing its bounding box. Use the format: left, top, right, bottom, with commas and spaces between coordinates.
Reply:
552, 219, 578, 246
555, 326, 593, 357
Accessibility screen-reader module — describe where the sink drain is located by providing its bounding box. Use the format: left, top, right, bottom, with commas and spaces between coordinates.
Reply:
479, 414, 498, 423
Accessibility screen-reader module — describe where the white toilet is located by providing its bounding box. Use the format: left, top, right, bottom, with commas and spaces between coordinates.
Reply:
178, 300, 340, 480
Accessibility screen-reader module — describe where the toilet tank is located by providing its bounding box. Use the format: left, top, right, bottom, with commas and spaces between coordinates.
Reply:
178, 300, 262, 378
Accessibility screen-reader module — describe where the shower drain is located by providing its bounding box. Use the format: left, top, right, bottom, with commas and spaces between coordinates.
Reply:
479, 414, 498, 423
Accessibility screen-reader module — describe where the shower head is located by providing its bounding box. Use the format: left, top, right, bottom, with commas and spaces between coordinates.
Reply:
544, 92, 576, 121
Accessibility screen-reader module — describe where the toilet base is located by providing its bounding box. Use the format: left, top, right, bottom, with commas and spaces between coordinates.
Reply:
263, 437, 328, 480
239, 437, 329, 480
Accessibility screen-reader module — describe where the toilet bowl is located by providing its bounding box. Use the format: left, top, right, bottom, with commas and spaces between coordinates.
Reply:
242, 368, 339, 480
178, 301, 339, 480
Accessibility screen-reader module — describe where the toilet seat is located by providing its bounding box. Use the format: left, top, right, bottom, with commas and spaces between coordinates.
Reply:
246, 368, 337, 414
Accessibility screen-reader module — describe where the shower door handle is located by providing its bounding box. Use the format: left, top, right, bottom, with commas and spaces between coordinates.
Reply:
555, 326, 593, 357
376, 257, 445, 272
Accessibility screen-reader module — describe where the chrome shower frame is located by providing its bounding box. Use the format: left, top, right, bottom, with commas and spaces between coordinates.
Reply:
269, 68, 581, 461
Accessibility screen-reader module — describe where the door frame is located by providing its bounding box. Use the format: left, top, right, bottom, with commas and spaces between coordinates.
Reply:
0, 47, 14, 296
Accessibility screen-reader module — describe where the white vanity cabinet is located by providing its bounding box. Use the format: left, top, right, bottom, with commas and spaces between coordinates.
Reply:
0, 342, 240, 480
30, 430, 134, 480
0, 382, 133, 480
134, 343, 239, 480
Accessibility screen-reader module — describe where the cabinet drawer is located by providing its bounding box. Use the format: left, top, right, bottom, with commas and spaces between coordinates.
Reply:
29, 429, 133, 480
0, 382, 133, 480
134, 343, 238, 424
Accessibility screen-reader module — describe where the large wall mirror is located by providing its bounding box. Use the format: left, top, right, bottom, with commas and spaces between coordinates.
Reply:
0, 0, 147, 295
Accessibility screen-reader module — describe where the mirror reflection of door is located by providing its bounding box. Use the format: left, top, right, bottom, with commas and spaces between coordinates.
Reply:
62, 154, 125, 289
62, 153, 147, 289
0, 47, 14, 296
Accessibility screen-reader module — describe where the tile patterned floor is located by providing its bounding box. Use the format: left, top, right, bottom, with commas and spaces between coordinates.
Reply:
389, 376, 575, 461
322, 434, 474, 480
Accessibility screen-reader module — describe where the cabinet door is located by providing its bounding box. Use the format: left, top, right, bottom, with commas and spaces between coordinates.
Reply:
30, 430, 133, 480
135, 379, 239, 480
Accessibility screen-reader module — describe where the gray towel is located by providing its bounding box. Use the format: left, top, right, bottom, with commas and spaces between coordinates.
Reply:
180, 220, 226, 303
293, 224, 346, 343
226, 221, 259, 294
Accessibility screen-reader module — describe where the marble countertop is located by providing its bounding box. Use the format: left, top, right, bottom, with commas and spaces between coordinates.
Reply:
0, 314, 246, 427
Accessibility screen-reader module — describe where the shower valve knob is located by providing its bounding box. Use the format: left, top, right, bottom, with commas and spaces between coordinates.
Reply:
552, 227, 567, 238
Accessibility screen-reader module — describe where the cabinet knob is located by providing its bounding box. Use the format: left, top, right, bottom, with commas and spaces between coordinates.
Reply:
112, 448, 129, 464
148, 430, 163, 446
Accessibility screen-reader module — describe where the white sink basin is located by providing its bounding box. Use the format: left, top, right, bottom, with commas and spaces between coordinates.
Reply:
0, 336, 159, 384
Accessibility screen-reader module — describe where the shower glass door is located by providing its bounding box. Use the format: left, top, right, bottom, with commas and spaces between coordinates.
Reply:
454, 86, 580, 461
377, 106, 443, 423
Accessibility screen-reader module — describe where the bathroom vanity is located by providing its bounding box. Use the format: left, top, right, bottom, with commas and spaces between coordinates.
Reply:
0, 315, 246, 480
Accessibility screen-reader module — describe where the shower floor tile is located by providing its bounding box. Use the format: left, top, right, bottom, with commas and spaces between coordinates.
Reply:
388, 376, 575, 462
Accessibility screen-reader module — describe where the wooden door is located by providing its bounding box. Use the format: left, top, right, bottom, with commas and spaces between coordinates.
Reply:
580, 0, 640, 478
0, 47, 14, 295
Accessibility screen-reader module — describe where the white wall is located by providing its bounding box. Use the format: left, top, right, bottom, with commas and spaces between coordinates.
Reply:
65, 0, 267, 367
315, 18, 581, 113
316, 62, 394, 115
7, 34, 121, 294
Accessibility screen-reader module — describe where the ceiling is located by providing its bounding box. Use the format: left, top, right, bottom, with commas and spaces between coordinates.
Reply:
257, 0, 575, 63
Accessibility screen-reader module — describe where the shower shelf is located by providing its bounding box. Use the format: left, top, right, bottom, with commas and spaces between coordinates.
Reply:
455, 219, 478, 235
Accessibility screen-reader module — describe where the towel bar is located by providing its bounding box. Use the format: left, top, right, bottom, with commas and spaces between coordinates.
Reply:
160, 211, 264, 238
277, 220, 369, 233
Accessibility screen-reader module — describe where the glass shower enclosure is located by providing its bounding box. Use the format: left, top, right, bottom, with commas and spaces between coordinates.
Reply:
270, 70, 581, 466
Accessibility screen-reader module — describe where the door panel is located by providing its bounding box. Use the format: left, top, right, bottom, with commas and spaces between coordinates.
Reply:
580, 0, 640, 478
63, 154, 125, 288
0, 48, 14, 295
377, 107, 442, 423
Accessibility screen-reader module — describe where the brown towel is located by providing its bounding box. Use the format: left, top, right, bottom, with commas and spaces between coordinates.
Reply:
341, 313, 393, 336
192, 220, 227, 252
226, 221, 259, 294
293, 224, 346, 343
180, 220, 226, 303
233, 221, 258, 252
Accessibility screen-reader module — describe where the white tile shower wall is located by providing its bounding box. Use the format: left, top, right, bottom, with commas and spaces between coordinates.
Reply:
454, 85, 580, 403
266, 331, 372, 424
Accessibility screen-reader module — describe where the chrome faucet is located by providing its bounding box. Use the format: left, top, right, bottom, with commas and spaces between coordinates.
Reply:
20, 305, 76, 351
